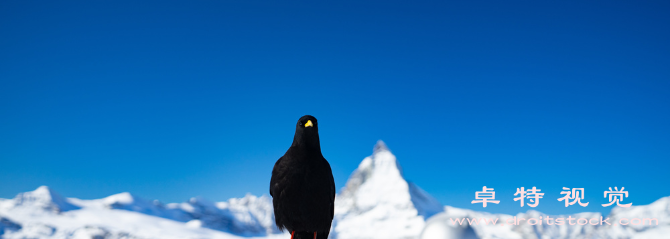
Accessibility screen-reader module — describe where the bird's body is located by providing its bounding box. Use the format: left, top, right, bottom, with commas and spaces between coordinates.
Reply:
270, 115, 335, 239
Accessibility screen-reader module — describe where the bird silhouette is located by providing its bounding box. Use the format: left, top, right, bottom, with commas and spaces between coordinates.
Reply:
270, 115, 335, 239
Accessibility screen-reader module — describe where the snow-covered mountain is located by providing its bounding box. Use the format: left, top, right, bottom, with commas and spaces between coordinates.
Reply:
0, 187, 282, 239
332, 140, 443, 239
0, 141, 668, 239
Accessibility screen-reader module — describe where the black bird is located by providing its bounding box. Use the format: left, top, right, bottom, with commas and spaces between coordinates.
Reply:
270, 115, 335, 239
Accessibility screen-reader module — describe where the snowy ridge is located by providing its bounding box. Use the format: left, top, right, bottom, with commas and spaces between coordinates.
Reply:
0, 187, 282, 239
166, 195, 279, 236
66, 191, 279, 236
215, 194, 279, 235
0, 141, 668, 238
5, 186, 79, 214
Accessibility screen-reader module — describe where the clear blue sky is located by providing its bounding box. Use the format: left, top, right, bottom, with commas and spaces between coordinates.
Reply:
1, 1, 668, 216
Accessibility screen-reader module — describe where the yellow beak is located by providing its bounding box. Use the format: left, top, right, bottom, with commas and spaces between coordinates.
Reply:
305, 120, 313, 127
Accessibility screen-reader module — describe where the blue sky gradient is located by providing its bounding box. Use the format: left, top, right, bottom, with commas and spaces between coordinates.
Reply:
1, 1, 669, 215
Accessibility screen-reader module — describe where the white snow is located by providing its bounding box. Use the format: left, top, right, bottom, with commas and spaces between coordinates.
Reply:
332, 140, 443, 239
0, 141, 667, 239
0, 187, 282, 239
420, 198, 670, 239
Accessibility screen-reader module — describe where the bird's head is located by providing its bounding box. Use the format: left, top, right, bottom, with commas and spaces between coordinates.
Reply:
296, 115, 318, 130
292, 115, 321, 149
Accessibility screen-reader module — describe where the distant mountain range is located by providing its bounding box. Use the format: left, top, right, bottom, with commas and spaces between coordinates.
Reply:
1, 141, 667, 238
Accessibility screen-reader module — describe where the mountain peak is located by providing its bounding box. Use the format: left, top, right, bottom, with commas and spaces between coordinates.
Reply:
11, 186, 79, 213
102, 192, 135, 206
333, 141, 442, 239
373, 140, 390, 154
33, 186, 51, 195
